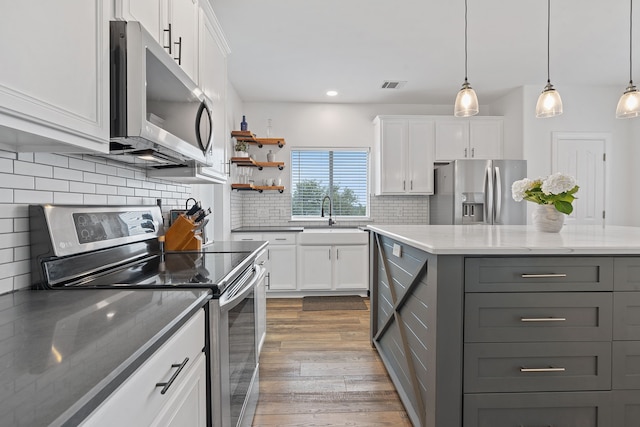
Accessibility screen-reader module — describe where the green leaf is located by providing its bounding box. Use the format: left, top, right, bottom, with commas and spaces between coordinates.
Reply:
554, 200, 573, 215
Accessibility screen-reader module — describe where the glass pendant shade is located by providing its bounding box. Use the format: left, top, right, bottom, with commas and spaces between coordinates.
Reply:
616, 83, 640, 118
454, 81, 479, 117
535, 82, 563, 118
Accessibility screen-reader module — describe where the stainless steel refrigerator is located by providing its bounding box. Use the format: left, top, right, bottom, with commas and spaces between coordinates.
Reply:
430, 159, 527, 225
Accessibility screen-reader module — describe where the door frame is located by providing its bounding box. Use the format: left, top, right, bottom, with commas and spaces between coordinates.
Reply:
551, 131, 609, 225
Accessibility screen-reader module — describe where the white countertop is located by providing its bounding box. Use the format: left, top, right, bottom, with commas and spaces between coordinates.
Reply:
366, 224, 640, 255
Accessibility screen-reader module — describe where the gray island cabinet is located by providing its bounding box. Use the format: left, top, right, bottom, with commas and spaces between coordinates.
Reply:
367, 224, 640, 427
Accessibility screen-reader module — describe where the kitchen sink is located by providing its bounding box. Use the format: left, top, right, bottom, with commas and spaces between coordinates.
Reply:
298, 227, 368, 245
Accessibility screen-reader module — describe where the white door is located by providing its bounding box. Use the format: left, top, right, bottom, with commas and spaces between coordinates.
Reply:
552, 132, 607, 226
379, 119, 407, 193
435, 119, 469, 161
268, 245, 297, 290
407, 119, 435, 194
297, 246, 332, 290
334, 245, 368, 290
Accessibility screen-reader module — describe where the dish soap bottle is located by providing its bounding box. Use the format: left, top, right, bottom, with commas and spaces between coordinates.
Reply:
241, 115, 248, 131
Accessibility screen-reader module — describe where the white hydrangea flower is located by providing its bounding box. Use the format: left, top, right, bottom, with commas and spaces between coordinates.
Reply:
511, 178, 534, 201
541, 172, 577, 195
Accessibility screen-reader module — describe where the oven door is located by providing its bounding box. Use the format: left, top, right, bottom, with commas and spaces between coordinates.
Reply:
209, 264, 265, 427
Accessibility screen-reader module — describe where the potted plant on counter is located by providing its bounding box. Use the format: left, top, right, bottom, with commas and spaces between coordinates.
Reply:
512, 172, 579, 232
234, 139, 249, 157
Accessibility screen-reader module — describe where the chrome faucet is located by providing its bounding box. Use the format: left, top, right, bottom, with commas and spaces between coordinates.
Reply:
321, 195, 336, 226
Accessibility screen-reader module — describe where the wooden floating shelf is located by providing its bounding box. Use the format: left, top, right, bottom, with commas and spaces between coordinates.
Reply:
231, 130, 286, 148
230, 157, 285, 170
231, 183, 285, 193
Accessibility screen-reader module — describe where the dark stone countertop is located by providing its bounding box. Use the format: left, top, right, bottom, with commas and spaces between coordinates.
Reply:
231, 226, 304, 233
0, 288, 210, 427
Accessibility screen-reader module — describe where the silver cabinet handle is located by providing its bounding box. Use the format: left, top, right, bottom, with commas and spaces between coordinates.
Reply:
403, 180, 406, 191
156, 357, 189, 394
174, 36, 182, 65
336, 249, 339, 260
521, 317, 567, 322
241, 238, 254, 241
410, 180, 413, 190
521, 273, 568, 278
464, 147, 468, 157
275, 238, 287, 241
471, 147, 475, 157
520, 367, 566, 373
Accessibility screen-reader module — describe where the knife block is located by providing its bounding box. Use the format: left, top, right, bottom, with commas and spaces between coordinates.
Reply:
164, 214, 202, 251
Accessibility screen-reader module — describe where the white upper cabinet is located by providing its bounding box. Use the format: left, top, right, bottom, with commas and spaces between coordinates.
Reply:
163, 0, 200, 83
373, 116, 435, 195
435, 117, 504, 161
0, 0, 110, 153
199, 3, 230, 180
115, 0, 164, 44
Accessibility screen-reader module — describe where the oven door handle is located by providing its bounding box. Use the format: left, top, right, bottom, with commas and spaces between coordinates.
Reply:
219, 265, 265, 312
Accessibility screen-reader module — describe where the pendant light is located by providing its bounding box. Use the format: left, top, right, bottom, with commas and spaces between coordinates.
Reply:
616, 0, 640, 118
535, 0, 563, 118
454, 0, 479, 117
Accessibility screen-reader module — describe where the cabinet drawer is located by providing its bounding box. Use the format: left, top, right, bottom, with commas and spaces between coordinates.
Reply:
614, 292, 640, 340
82, 310, 205, 427
613, 341, 640, 389
465, 257, 613, 292
614, 258, 640, 290
463, 392, 611, 427
231, 233, 263, 242
262, 233, 297, 245
613, 390, 640, 427
465, 292, 613, 342
464, 342, 611, 393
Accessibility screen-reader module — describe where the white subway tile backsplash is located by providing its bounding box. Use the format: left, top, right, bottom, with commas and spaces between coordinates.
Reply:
53, 167, 83, 181
13, 273, 30, 290
0, 219, 12, 233
13, 246, 29, 262
117, 168, 135, 179
117, 187, 135, 196
0, 232, 28, 250
127, 179, 143, 189
142, 181, 155, 190
84, 194, 108, 205
126, 196, 144, 205
0, 248, 12, 264
107, 195, 127, 205
0, 259, 29, 279
53, 192, 84, 204
0, 151, 16, 160
107, 176, 127, 187
14, 218, 28, 233
34, 153, 69, 168
0, 173, 33, 190
17, 153, 33, 162
0, 189, 12, 203
96, 184, 117, 195
68, 158, 95, 172
0, 278, 11, 295
14, 190, 53, 204
0, 159, 13, 173
95, 163, 117, 176
0, 204, 27, 219
134, 188, 149, 197
14, 161, 53, 178
35, 177, 69, 192
83, 172, 107, 185
69, 182, 96, 194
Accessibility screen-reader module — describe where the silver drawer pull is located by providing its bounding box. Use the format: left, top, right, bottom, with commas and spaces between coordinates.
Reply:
520, 366, 566, 373
274, 238, 287, 241
520, 317, 567, 322
156, 357, 189, 395
521, 273, 568, 278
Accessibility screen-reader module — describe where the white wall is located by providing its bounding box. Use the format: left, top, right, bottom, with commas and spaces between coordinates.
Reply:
490, 87, 525, 160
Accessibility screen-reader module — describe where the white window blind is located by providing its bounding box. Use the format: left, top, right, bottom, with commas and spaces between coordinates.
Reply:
291, 149, 369, 218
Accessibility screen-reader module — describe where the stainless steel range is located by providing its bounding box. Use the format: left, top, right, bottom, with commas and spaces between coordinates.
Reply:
29, 204, 267, 427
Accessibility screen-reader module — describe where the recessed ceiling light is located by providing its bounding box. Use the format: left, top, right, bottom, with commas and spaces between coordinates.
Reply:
326, 90, 338, 97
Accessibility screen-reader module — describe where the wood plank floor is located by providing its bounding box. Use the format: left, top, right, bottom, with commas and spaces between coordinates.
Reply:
252, 297, 412, 427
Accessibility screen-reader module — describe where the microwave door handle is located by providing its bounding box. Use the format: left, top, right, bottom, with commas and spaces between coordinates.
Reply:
195, 100, 213, 154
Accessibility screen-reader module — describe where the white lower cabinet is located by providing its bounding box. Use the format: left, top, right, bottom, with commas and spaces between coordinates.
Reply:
298, 245, 368, 291
232, 233, 297, 292
81, 309, 206, 427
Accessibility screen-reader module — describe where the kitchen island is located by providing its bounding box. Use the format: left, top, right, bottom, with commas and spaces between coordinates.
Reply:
367, 224, 640, 427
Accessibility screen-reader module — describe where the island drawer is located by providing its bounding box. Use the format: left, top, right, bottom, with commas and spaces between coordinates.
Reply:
613, 292, 640, 340
463, 391, 612, 427
465, 257, 613, 292
613, 341, 640, 389
612, 390, 640, 426
614, 257, 640, 290
465, 292, 613, 342
464, 341, 612, 393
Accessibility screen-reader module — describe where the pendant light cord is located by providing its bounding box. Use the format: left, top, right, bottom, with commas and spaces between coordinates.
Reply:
630, 0, 634, 85
546, 0, 551, 84
464, 0, 469, 82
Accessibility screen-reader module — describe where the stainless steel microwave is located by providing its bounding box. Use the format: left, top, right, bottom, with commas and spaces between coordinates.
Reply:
109, 21, 214, 168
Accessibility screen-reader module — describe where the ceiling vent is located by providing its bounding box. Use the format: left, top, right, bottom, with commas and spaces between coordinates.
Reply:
381, 80, 407, 89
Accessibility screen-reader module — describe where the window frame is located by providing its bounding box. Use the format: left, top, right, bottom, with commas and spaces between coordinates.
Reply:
290, 147, 370, 221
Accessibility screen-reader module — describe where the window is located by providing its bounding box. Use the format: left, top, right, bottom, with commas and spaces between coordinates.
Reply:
291, 149, 369, 219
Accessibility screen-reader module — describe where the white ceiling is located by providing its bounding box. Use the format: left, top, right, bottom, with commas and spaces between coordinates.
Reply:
211, 0, 633, 105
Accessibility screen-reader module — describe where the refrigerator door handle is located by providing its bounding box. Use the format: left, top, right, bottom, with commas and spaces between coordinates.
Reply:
494, 166, 502, 223
483, 164, 494, 224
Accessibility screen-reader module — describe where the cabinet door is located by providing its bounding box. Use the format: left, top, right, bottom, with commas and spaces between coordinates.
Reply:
407, 119, 435, 194
199, 6, 228, 179
0, 0, 109, 152
334, 245, 368, 290
165, 0, 199, 83
150, 353, 207, 427
115, 0, 164, 44
268, 245, 297, 290
435, 119, 469, 161
377, 119, 407, 194
470, 118, 503, 159
298, 246, 332, 290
